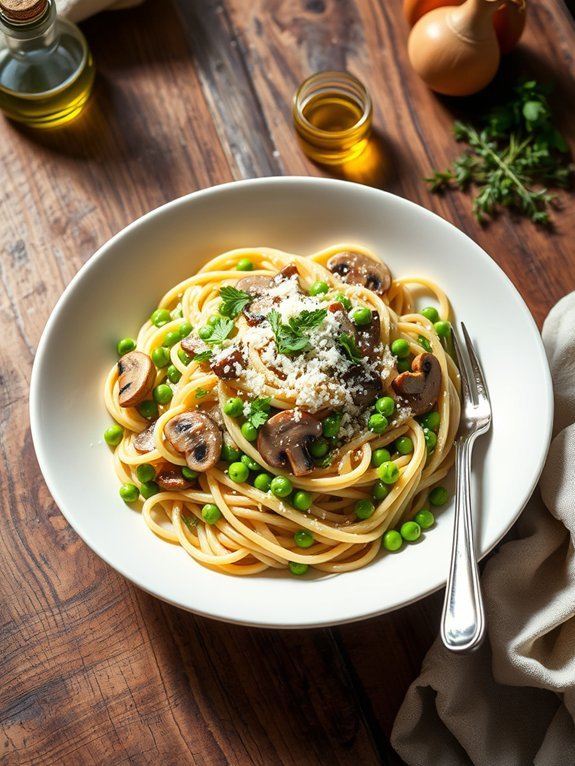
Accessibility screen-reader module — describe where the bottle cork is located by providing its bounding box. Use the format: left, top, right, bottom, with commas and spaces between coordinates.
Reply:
0, 0, 47, 21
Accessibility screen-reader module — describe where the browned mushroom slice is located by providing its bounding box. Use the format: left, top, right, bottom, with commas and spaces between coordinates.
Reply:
134, 421, 157, 453
164, 411, 222, 471
118, 351, 155, 407
210, 345, 246, 379
327, 251, 391, 297
236, 275, 275, 325
355, 311, 381, 359
274, 263, 299, 282
391, 352, 441, 415
181, 335, 209, 357
155, 463, 193, 491
257, 410, 322, 476
342, 365, 383, 407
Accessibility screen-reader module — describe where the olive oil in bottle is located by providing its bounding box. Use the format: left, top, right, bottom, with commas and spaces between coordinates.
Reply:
0, 0, 95, 127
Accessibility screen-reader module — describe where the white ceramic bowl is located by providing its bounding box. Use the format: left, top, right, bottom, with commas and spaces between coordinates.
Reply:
30, 177, 553, 628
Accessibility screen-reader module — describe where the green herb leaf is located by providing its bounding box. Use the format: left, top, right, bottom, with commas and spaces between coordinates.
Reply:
204, 317, 234, 345
339, 333, 363, 363
182, 514, 198, 529
195, 387, 209, 399
289, 308, 328, 332
193, 350, 212, 363
268, 309, 310, 355
219, 286, 252, 318
246, 397, 272, 429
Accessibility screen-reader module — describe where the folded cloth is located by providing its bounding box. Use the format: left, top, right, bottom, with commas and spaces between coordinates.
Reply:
57, 0, 143, 23
391, 292, 575, 766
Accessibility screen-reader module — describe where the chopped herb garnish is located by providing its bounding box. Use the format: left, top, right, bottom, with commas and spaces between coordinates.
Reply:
194, 387, 209, 399
203, 317, 234, 345
193, 350, 212, 363
219, 286, 252, 318
339, 332, 363, 363
314, 452, 334, 469
268, 308, 327, 356
182, 515, 198, 529
245, 397, 272, 430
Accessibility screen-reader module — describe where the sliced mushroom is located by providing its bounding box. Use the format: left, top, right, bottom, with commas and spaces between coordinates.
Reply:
257, 410, 322, 476
355, 311, 381, 359
164, 411, 222, 471
118, 351, 155, 408
210, 345, 246, 379
236, 275, 275, 326
155, 462, 193, 491
342, 365, 383, 407
327, 251, 391, 297
181, 335, 209, 357
134, 421, 157, 453
391, 352, 441, 416
274, 263, 299, 282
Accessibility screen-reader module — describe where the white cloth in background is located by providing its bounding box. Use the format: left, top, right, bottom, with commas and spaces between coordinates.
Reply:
391, 291, 575, 766
57, 0, 142, 23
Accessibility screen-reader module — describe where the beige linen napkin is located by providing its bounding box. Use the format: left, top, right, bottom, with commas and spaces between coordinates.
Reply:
391, 292, 575, 766
57, 0, 142, 23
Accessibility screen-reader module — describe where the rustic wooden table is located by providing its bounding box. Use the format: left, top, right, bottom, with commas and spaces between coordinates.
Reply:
2, 1, 574, 763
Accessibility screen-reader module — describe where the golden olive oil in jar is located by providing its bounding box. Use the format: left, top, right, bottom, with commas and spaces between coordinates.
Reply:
293, 71, 372, 165
0, 0, 95, 127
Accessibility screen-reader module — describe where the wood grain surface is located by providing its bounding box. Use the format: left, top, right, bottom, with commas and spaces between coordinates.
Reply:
1, 1, 574, 764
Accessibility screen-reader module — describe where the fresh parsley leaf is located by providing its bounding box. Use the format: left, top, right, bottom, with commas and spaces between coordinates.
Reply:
268, 309, 310, 355
204, 317, 234, 345
219, 286, 252, 318
194, 387, 209, 399
288, 308, 327, 332
246, 397, 272, 429
339, 333, 363, 363
193, 350, 212, 363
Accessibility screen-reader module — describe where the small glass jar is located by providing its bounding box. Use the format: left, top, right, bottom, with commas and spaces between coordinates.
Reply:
292, 70, 373, 165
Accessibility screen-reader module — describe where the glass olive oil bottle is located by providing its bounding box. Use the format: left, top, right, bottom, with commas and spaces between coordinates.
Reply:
0, 0, 94, 127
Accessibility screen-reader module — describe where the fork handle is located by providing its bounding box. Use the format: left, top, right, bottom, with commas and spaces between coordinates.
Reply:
440, 436, 486, 653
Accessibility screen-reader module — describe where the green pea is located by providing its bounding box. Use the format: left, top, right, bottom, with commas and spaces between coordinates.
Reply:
354, 499, 375, 520
253, 472, 272, 492
153, 384, 173, 405
294, 529, 314, 548
182, 467, 199, 481
309, 438, 329, 458
391, 338, 410, 358
420, 411, 441, 431
116, 337, 136, 356
151, 347, 170, 368
240, 453, 260, 471
382, 529, 403, 552
104, 424, 123, 447
289, 561, 309, 576
309, 280, 329, 296
424, 429, 437, 453
420, 306, 439, 323
198, 326, 212, 340
207, 315, 220, 327
351, 307, 372, 326
236, 258, 254, 271
375, 396, 395, 417
368, 413, 388, 434
372, 481, 390, 502
229, 461, 249, 483
334, 293, 352, 310
119, 483, 139, 503
162, 331, 180, 348
150, 308, 171, 327
138, 400, 158, 420
223, 397, 243, 417
270, 475, 292, 498
292, 490, 313, 511
429, 486, 449, 506
221, 442, 242, 462
418, 335, 432, 352
415, 509, 435, 529
202, 503, 221, 524
140, 481, 160, 500
434, 320, 451, 338
177, 349, 192, 366
241, 421, 258, 442
178, 321, 193, 338
136, 463, 156, 483
377, 461, 399, 484
167, 364, 182, 384
397, 358, 412, 373
372, 448, 391, 468
400, 520, 421, 542
322, 413, 342, 438
395, 436, 414, 455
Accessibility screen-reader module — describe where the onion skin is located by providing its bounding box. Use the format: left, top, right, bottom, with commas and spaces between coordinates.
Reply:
403, 0, 526, 55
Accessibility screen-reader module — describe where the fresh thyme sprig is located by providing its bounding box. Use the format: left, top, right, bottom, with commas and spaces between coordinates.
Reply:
426, 79, 573, 225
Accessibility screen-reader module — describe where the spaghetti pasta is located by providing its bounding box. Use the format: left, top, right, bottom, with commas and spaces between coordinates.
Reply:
104, 244, 460, 576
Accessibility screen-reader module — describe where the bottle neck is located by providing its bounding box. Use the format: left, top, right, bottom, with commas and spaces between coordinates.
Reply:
0, 0, 57, 54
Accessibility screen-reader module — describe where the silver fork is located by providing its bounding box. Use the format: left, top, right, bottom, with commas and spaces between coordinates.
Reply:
440, 323, 492, 653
